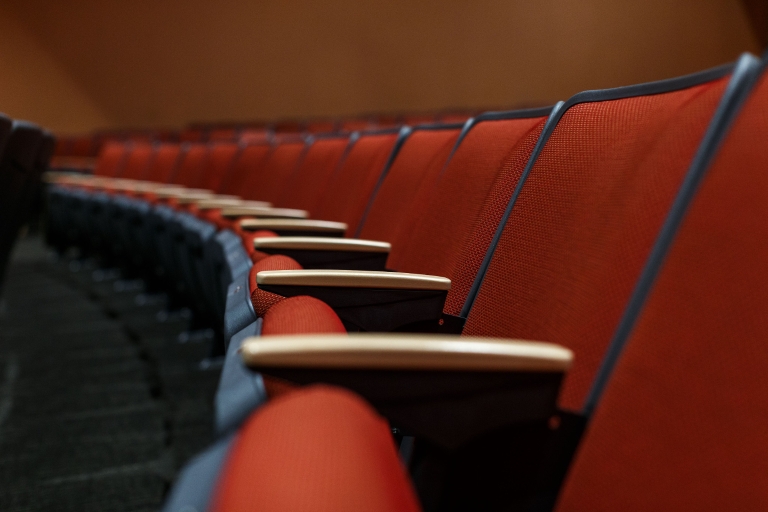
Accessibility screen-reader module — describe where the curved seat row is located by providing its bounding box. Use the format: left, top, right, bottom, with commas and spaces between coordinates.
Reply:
44, 52, 768, 511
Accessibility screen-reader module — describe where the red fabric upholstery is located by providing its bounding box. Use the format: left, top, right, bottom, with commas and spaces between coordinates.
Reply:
249, 255, 303, 316
248, 138, 308, 205
208, 128, 238, 142
116, 142, 154, 180
197, 142, 240, 192
262, 296, 347, 336
556, 73, 768, 512
220, 143, 272, 197
92, 141, 127, 177
168, 143, 210, 187
234, 228, 279, 261
359, 127, 461, 245
179, 127, 205, 143
210, 386, 421, 512
340, 118, 377, 132
305, 120, 337, 133
463, 77, 729, 411
260, 296, 345, 398
278, 136, 351, 213
312, 132, 401, 235
238, 129, 270, 145
389, 116, 548, 314
141, 143, 181, 183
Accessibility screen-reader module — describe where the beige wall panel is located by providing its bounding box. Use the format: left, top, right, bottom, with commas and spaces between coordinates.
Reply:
3, 0, 760, 132
0, 5, 112, 132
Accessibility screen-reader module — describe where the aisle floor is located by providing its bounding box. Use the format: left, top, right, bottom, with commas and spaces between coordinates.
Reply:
0, 236, 220, 511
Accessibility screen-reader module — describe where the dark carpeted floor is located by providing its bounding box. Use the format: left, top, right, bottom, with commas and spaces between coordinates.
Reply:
0, 236, 221, 511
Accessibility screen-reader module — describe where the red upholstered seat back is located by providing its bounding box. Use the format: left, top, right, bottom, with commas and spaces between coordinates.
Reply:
388, 115, 548, 313
312, 132, 401, 235
168, 143, 209, 187
208, 128, 238, 142
143, 143, 181, 184
305, 120, 337, 134
340, 118, 377, 132
179, 127, 205, 143
222, 143, 272, 198
277, 136, 351, 213
555, 72, 768, 512
117, 143, 154, 180
358, 127, 462, 245
196, 142, 240, 192
210, 387, 421, 512
92, 141, 127, 177
238, 129, 270, 145
247, 137, 307, 205
463, 76, 730, 411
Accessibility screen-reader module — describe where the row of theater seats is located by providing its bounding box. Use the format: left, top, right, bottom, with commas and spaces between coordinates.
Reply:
0, 116, 55, 295
51, 111, 477, 160
44, 51, 768, 511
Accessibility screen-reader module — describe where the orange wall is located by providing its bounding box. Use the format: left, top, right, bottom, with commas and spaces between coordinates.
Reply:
0, 5, 111, 133
0, 0, 760, 133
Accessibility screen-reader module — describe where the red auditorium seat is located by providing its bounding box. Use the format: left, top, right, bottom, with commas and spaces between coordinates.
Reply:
246, 109, 552, 330
555, 58, 768, 512
211, 54, 765, 512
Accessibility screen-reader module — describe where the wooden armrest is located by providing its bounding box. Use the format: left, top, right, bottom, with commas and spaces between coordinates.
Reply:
253, 237, 390, 253
241, 334, 571, 449
43, 171, 81, 184
256, 269, 450, 290
238, 218, 346, 234
193, 196, 243, 209
241, 334, 573, 372
222, 206, 309, 219
153, 187, 215, 199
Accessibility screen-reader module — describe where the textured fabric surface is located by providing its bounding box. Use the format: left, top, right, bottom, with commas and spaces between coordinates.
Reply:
198, 142, 240, 192
142, 143, 182, 183
262, 296, 347, 335
210, 386, 421, 512
117, 142, 154, 180
93, 141, 127, 177
359, 128, 461, 244
233, 228, 279, 261
556, 73, 768, 511
278, 137, 351, 213
463, 77, 728, 411
220, 143, 273, 197
389, 117, 547, 314
313, 132, 400, 235
169, 143, 210, 187
247, 139, 307, 205
249, 255, 303, 316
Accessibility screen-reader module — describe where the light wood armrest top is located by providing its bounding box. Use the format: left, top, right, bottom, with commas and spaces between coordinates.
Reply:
256, 269, 450, 290
153, 188, 215, 202
238, 218, 345, 233
254, 237, 391, 253
43, 171, 83, 183
241, 334, 573, 372
193, 196, 243, 209
222, 206, 309, 219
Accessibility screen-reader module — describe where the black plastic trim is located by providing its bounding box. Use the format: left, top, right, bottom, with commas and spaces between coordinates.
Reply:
352, 126, 412, 237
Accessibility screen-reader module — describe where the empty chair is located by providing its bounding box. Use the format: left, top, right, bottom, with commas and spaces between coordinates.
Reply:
240, 108, 552, 334
213, 56, 757, 510
182, 54, 766, 512
555, 55, 768, 512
